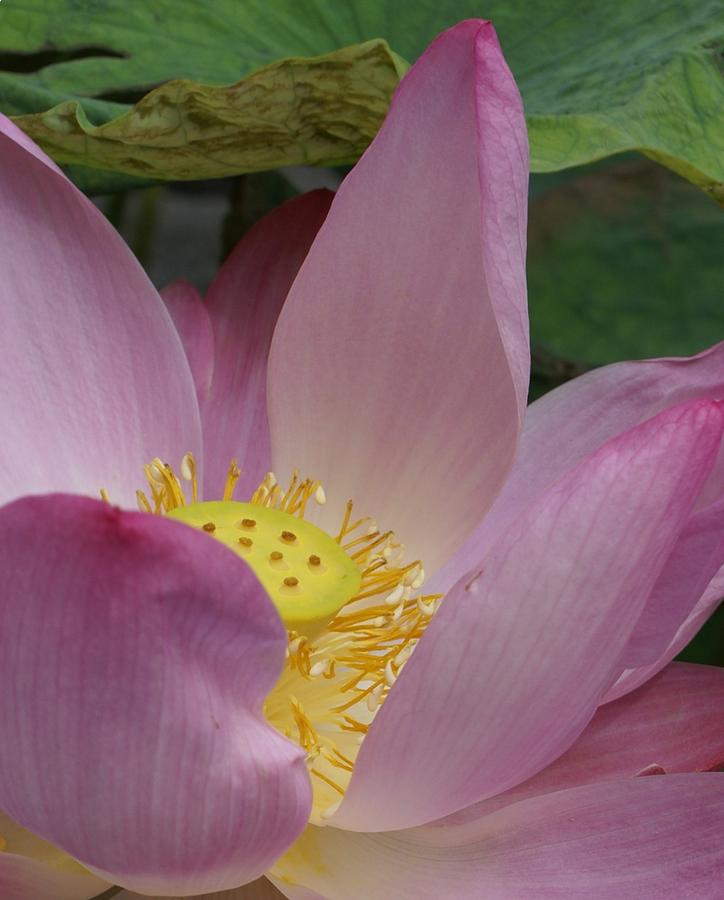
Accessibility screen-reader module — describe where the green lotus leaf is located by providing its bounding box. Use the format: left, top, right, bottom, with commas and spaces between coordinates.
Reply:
0, 0, 721, 196
5, 41, 405, 183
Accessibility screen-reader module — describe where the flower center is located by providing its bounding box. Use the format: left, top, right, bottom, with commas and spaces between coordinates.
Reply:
123, 454, 441, 821
166, 500, 362, 637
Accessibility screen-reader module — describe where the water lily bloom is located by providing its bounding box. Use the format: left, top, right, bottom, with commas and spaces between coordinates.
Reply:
1, 17, 724, 900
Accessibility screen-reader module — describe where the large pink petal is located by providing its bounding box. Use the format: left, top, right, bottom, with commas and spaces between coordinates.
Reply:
331, 400, 723, 831
437, 661, 724, 823
274, 775, 724, 899
268, 20, 529, 574
605, 568, 724, 702
0, 494, 311, 895
430, 341, 724, 596
201, 191, 332, 502
0, 116, 201, 508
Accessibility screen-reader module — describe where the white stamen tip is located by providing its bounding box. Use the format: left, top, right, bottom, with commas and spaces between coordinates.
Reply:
367, 684, 384, 712
384, 660, 397, 687
411, 567, 426, 590
180, 453, 194, 481
385, 585, 404, 606
315, 485, 327, 505
417, 596, 436, 617
321, 800, 342, 820
149, 462, 164, 481
309, 661, 327, 678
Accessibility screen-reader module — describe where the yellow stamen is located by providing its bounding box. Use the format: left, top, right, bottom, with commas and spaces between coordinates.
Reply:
133, 455, 442, 820
222, 460, 241, 501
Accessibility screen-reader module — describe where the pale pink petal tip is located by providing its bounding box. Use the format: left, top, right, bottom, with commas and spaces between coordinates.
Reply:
268, 20, 529, 574
0, 122, 200, 508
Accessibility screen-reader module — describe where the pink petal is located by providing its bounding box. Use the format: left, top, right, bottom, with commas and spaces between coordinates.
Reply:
161, 279, 215, 401
437, 661, 724, 822
274, 775, 724, 899
268, 20, 529, 574
115, 874, 291, 899
0, 494, 311, 895
0, 117, 201, 508
430, 341, 724, 596
201, 191, 332, 502
605, 568, 724, 702
332, 400, 723, 831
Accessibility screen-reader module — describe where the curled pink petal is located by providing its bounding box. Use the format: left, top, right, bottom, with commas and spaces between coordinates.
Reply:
436, 661, 724, 822
275, 775, 724, 899
202, 191, 332, 501
605, 568, 724, 702
620, 497, 724, 667
0, 116, 201, 508
430, 341, 724, 596
268, 20, 529, 574
161, 279, 215, 401
332, 400, 723, 831
0, 495, 311, 895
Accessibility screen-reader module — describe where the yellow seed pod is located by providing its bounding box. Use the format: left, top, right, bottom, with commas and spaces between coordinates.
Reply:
168, 501, 362, 636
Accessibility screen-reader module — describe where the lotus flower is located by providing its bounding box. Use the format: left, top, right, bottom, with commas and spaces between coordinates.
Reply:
0, 18, 723, 900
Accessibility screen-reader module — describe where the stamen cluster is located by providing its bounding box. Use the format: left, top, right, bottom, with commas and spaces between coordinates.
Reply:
126, 453, 441, 816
